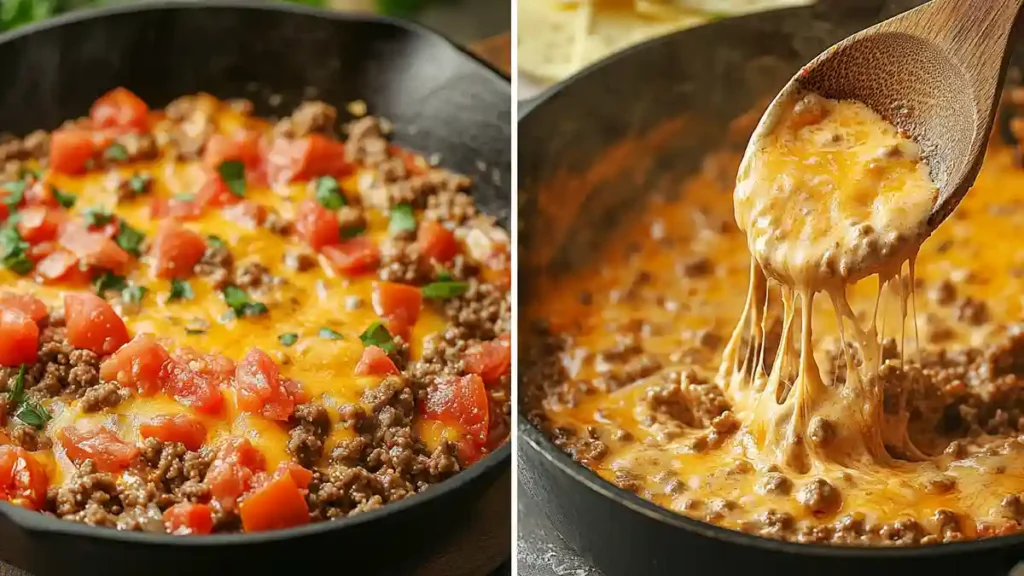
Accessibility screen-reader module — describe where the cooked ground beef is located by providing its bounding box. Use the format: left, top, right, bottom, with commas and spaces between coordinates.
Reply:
378, 238, 432, 284
308, 375, 459, 520
115, 172, 153, 202
288, 403, 331, 468
440, 279, 511, 342
0, 325, 101, 401
387, 170, 473, 209
275, 101, 337, 138
424, 190, 477, 225
194, 244, 234, 289
79, 382, 131, 413
283, 248, 317, 272
234, 261, 276, 292
344, 115, 389, 167
337, 205, 367, 237
11, 425, 51, 451
263, 208, 293, 235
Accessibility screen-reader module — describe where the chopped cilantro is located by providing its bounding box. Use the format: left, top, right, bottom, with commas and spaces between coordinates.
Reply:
51, 186, 76, 208
358, 321, 395, 353
83, 207, 113, 228
421, 280, 468, 299
341, 225, 365, 239
315, 176, 346, 209
168, 279, 194, 301
207, 235, 226, 250
8, 365, 24, 403
2, 180, 26, 209
15, 402, 50, 429
0, 226, 32, 275
318, 327, 342, 340
115, 221, 145, 257
222, 286, 268, 318
388, 203, 416, 234
278, 333, 299, 347
218, 160, 246, 197
93, 271, 127, 295
104, 143, 129, 162
128, 174, 152, 195
121, 285, 148, 305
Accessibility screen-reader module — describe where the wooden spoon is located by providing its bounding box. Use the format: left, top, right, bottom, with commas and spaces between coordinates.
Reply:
750, 0, 1024, 229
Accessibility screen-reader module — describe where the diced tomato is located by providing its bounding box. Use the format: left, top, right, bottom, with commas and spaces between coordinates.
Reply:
90, 87, 149, 132
150, 221, 206, 279
139, 414, 207, 451
195, 176, 241, 208
163, 502, 214, 535
463, 336, 511, 386
423, 374, 489, 445
35, 250, 89, 285
417, 220, 459, 263
206, 437, 266, 511
275, 462, 313, 490
239, 471, 309, 532
173, 347, 236, 384
64, 292, 130, 355
58, 224, 130, 271
24, 181, 57, 208
150, 196, 203, 221
265, 134, 352, 184
161, 358, 224, 415
99, 334, 169, 396
455, 437, 485, 466
294, 200, 339, 251
0, 309, 39, 367
372, 281, 421, 327
203, 131, 261, 171
321, 237, 380, 276
389, 145, 427, 176
16, 206, 63, 244
0, 446, 48, 510
233, 349, 297, 421
221, 201, 267, 229
58, 426, 139, 473
27, 241, 56, 263
0, 293, 47, 324
354, 346, 399, 377
50, 129, 98, 175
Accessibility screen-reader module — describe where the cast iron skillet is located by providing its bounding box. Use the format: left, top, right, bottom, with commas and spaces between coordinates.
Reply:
518, 0, 1024, 574
0, 3, 511, 575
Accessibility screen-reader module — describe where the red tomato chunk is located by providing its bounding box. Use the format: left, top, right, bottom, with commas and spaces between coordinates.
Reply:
234, 349, 298, 421
354, 346, 399, 377
0, 309, 39, 367
59, 426, 139, 473
139, 414, 207, 451
207, 437, 266, 511
99, 334, 170, 396
423, 374, 490, 445
163, 502, 214, 535
64, 293, 130, 356
0, 446, 48, 510
90, 87, 149, 132
151, 221, 207, 279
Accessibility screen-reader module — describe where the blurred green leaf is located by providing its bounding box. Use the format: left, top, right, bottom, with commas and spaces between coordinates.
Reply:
1, 0, 57, 31
376, 0, 426, 17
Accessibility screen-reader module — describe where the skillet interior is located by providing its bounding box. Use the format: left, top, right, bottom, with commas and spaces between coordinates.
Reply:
517, 0, 1024, 574
0, 3, 511, 576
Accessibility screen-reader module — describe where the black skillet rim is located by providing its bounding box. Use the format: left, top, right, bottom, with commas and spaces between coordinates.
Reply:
516, 5, 1024, 559
0, 0, 512, 546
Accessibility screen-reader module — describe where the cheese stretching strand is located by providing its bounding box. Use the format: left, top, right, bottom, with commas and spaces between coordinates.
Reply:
724, 92, 938, 472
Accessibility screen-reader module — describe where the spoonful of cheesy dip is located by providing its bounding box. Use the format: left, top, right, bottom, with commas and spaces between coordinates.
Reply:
723, 90, 940, 473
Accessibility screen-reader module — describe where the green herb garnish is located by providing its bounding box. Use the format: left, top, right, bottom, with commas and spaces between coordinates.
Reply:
318, 327, 342, 340
421, 280, 468, 299
0, 226, 32, 275
122, 285, 149, 305
278, 333, 299, 347
315, 176, 346, 209
6, 365, 48, 430
51, 186, 76, 208
115, 221, 145, 257
218, 160, 246, 197
174, 193, 196, 202
222, 286, 268, 318
2, 180, 26, 209
15, 403, 50, 429
341, 225, 366, 239
83, 207, 113, 228
358, 321, 395, 353
104, 143, 129, 162
388, 203, 416, 234
128, 174, 152, 195
168, 279, 194, 301
207, 235, 226, 249
93, 272, 127, 296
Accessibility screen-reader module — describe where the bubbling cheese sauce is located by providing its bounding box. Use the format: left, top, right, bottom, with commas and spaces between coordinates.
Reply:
724, 92, 939, 473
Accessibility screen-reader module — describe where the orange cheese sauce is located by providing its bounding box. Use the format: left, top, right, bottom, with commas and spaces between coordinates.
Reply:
528, 128, 1024, 544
